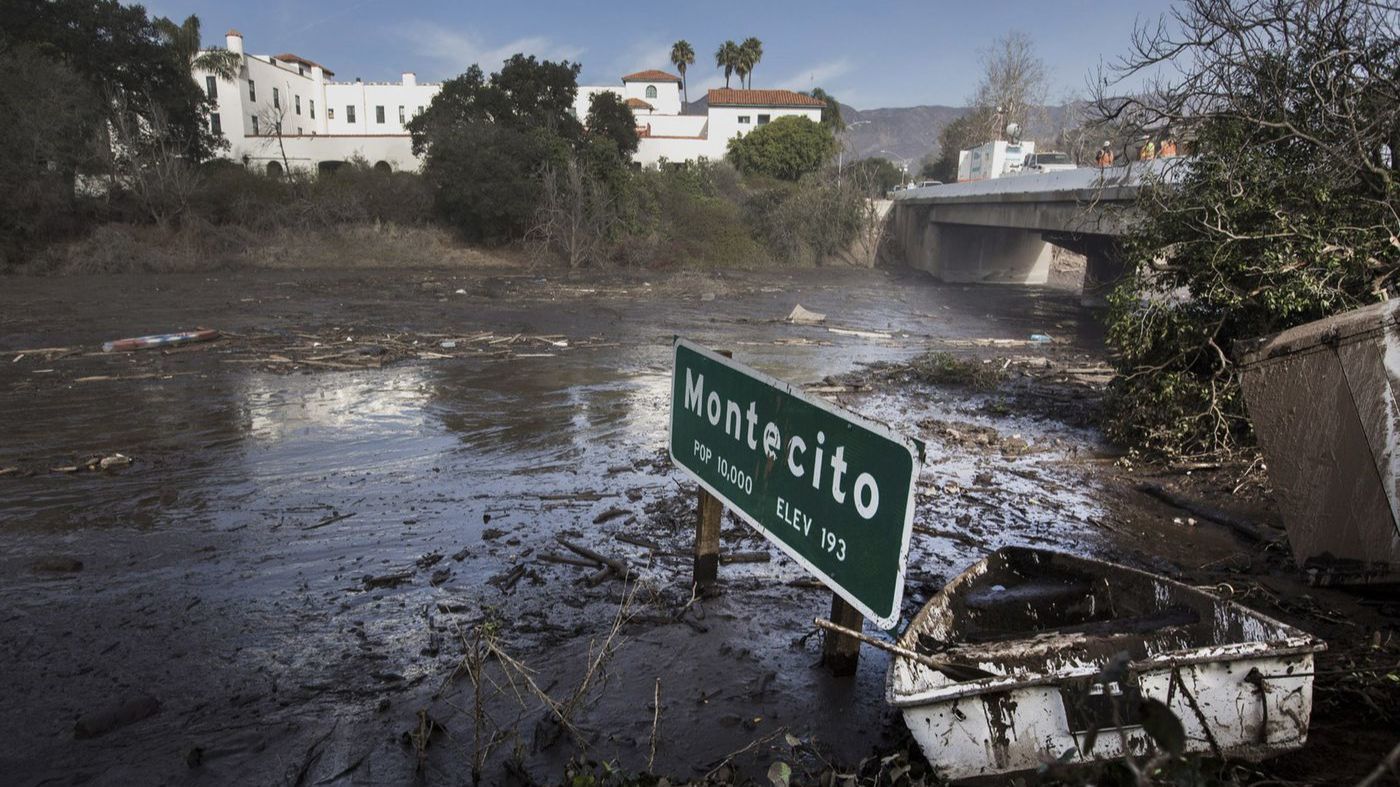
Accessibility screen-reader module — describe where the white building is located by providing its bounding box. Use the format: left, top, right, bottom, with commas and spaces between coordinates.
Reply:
197, 31, 825, 173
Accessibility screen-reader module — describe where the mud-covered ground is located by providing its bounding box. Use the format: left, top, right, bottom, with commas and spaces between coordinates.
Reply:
1, 266, 1395, 785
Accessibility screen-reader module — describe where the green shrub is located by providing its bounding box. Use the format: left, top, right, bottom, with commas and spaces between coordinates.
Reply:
726, 116, 836, 181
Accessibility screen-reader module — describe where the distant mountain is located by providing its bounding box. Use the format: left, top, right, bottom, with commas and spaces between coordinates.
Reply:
680, 97, 1084, 171
839, 103, 1085, 168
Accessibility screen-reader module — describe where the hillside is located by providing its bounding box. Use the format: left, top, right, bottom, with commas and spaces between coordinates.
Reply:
839, 103, 1085, 167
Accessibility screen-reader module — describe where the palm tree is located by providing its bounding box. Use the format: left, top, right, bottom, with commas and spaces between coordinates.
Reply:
715, 41, 740, 89
670, 40, 696, 105
155, 14, 241, 81
740, 37, 763, 88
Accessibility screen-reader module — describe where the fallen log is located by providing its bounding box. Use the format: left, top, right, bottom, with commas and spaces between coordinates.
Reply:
1136, 483, 1269, 541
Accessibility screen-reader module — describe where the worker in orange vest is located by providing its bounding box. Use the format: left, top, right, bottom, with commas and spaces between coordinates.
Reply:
1094, 142, 1115, 168
1160, 138, 1178, 157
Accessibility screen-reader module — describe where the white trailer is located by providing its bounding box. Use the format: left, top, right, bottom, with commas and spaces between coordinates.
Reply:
957, 139, 1036, 182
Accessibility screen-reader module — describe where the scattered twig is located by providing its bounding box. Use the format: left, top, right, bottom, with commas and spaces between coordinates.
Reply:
648, 677, 661, 772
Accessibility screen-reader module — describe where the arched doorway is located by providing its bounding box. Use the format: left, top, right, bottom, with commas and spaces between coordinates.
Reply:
317, 160, 347, 175
373, 161, 392, 173
266, 160, 284, 177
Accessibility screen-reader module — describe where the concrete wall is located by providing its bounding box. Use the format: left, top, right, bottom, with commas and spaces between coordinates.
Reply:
622, 79, 681, 115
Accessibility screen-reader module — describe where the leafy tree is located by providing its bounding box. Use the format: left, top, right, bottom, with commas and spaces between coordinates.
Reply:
807, 87, 844, 132
408, 55, 584, 242
925, 110, 991, 182
739, 38, 763, 88
848, 157, 903, 195
715, 41, 740, 89
1093, 0, 1400, 456
727, 116, 837, 180
155, 14, 240, 80
0, 46, 103, 266
1, 0, 218, 161
584, 90, 639, 160
670, 40, 695, 104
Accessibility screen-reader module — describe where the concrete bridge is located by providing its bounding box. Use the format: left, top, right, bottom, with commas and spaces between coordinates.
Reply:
890, 159, 1180, 303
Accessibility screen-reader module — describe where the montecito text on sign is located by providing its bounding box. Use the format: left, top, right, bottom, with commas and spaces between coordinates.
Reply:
668, 338, 922, 628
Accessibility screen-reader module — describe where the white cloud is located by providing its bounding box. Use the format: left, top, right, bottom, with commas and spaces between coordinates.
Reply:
772, 58, 854, 92
396, 21, 584, 77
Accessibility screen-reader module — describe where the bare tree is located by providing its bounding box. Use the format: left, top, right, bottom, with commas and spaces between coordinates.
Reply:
1090, 0, 1400, 190
971, 31, 1049, 140
256, 87, 294, 176
529, 158, 617, 268
106, 97, 204, 228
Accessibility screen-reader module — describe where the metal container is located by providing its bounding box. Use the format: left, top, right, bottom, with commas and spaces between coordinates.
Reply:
1236, 299, 1400, 584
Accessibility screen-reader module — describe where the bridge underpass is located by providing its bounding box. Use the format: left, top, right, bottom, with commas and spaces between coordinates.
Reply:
890, 161, 1175, 305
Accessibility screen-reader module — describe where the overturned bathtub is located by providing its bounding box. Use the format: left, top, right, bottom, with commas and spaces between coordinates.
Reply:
887, 548, 1324, 781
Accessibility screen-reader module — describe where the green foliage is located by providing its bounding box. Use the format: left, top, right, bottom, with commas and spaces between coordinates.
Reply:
727, 116, 837, 181
807, 87, 844, 132
428, 122, 570, 244
904, 352, 1004, 389
585, 91, 640, 159
1100, 0, 1400, 458
743, 173, 867, 264
1107, 120, 1398, 456
629, 162, 767, 268
669, 40, 695, 103
0, 46, 103, 267
926, 110, 991, 182
715, 41, 740, 88
3, 0, 218, 162
848, 157, 903, 196
739, 37, 763, 88
408, 55, 585, 243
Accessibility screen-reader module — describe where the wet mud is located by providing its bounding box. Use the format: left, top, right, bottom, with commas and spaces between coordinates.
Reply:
1, 267, 1395, 784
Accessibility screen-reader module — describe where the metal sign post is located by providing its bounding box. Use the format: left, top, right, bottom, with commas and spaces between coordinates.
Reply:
669, 338, 922, 670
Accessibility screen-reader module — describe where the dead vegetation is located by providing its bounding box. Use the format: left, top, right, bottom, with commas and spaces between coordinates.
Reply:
22, 221, 517, 275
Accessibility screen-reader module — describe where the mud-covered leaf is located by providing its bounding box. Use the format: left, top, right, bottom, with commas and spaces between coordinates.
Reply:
1139, 697, 1186, 757
784, 733, 803, 748
767, 760, 792, 787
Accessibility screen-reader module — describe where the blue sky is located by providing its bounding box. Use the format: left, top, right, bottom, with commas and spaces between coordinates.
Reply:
146, 0, 1163, 109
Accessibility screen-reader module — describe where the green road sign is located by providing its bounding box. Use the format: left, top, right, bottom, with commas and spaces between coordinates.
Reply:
669, 338, 923, 628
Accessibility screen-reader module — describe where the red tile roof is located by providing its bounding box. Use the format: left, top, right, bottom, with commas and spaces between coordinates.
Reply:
621, 69, 681, 83
707, 88, 826, 108
625, 97, 654, 110
273, 53, 335, 77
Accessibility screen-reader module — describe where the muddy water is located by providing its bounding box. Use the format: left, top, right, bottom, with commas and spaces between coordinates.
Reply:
0, 268, 1121, 784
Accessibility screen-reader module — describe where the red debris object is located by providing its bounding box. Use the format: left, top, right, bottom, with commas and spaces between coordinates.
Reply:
102, 329, 220, 353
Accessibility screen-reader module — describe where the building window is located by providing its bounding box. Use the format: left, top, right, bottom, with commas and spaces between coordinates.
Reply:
210, 113, 221, 135
251, 116, 259, 135
375, 105, 385, 124
296, 127, 303, 135
645, 85, 658, 99
310, 100, 315, 119
416, 105, 423, 116
248, 80, 256, 102
328, 107, 335, 120
738, 115, 750, 124
398, 105, 405, 124
757, 114, 771, 125
205, 75, 217, 99
295, 95, 301, 115
347, 106, 356, 123
273, 87, 280, 109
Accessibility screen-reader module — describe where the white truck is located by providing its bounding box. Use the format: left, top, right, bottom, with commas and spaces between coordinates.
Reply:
1019, 150, 1078, 174
956, 140, 1034, 182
